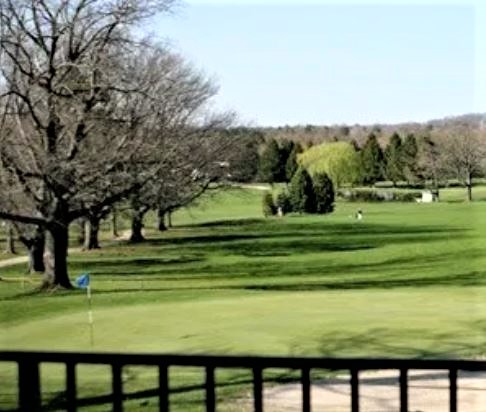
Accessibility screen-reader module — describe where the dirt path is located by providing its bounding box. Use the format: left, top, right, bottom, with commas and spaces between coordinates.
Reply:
0, 229, 134, 270
232, 370, 486, 411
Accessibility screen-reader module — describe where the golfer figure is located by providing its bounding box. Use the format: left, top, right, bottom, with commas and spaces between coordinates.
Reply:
356, 209, 363, 220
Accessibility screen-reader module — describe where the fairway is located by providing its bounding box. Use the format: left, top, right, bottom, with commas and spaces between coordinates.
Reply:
2, 187, 486, 410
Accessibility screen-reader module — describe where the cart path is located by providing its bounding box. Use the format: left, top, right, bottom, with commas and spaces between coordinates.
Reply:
0, 230, 133, 269
231, 370, 486, 411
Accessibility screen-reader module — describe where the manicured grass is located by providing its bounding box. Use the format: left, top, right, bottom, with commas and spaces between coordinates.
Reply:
1, 187, 486, 410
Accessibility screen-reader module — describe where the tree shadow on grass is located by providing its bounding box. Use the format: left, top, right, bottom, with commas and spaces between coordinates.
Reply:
143, 223, 468, 259
35, 371, 261, 412
179, 217, 265, 228
312, 324, 486, 359
240, 271, 486, 292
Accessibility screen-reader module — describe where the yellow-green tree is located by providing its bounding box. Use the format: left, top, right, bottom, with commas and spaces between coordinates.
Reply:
299, 142, 361, 187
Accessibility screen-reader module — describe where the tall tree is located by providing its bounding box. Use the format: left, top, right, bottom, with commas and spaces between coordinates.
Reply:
15, 223, 46, 273
384, 132, 404, 186
258, 139, 283, 183
285, 143, 301, 182
0, 0, 213, 288
279, 140, 294, 182
312, 173, 335, 214
402, 133, 419, 184
361, 133, 385, 185
299, 142, 361, 188
225, 128, 263, 183
417, 135, 442, 190
288, 167, 316, 213
439, 127, 486, 201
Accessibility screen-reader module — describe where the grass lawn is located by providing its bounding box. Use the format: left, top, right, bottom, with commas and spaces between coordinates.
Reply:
2, 186, 486, 410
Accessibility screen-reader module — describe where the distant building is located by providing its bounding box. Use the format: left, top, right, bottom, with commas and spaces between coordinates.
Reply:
420, 190, 439, 203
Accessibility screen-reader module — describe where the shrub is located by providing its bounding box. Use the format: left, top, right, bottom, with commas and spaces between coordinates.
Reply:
288, 167, 316, 213
313, 172, 335, 214
275, 191, 292, 214
338, 189, 421, 202
262, 192, 276, 217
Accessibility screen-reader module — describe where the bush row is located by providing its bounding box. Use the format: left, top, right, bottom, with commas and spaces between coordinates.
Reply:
337, 189, 422, 202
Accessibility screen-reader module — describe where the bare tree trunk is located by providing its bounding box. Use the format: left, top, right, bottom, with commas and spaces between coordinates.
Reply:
43, 222, 72, 289
18, 226, 46, 273
4, 222, 15, 254
84, 216, 100, 250
77, 218, 86, 245
466, 173, 473, 202
130, 208, 147, 242
156, 207, 167, 231
167, 211, 173, 228
112, 209, 119, 238
27, 232, 46, 273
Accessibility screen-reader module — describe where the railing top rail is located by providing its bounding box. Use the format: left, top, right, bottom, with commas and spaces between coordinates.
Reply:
2, 351, 486, 371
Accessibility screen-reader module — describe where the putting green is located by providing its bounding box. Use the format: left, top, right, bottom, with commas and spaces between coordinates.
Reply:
3, 288, 486, 358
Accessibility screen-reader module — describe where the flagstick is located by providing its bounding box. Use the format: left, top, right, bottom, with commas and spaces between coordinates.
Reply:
87, 285, 94, 348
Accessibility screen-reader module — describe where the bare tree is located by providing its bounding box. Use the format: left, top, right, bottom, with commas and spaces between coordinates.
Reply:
417, 134, 442, 190
0, 0, 182, 288
438, 126, 486, 201
128, 128, 234, 242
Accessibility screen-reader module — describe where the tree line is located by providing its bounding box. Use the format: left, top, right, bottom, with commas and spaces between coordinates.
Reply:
255, 126, 486, 202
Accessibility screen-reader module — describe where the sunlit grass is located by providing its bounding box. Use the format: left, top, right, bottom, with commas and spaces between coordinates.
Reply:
1, 186, 486, 410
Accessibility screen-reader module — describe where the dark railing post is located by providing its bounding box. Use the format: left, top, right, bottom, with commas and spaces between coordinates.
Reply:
302, 367, 311, 412
66, 362, 77, 412
449, 369, 457, 412
159, 365, 169, 412
18, 360, 41, 412
351, 369, 359, 412
399, 368, 408, 412
112, 364, 123, 412
206, 366, 216, 412
253, 367, 263, 412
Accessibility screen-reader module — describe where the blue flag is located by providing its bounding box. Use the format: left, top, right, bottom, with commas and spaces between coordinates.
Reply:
75, 273, 90, 289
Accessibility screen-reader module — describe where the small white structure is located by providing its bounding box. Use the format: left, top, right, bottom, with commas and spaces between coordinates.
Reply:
419, 190, 439, 203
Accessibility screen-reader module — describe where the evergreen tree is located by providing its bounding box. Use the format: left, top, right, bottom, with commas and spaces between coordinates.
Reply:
258, 139, 283, 183
275, 191, 292, 214
279, 140, 295, 182
402, 133, 418, 184
262, 192, 276, 217
285, 143, 301, 181
360, 133, 385, 184
288, 167, 316, 213
313, 172, 335, 214
384, 132, 404, 186
226, 128, 263, 182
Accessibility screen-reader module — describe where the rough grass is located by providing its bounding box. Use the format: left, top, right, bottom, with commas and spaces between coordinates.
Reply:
2, 186, 486, 410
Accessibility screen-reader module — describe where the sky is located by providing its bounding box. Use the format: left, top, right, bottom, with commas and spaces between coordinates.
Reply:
152, 0, 485, 126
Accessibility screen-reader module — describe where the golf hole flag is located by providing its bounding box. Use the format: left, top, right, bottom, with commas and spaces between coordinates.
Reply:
75, 273, 94, 346
75, 273, 90, 289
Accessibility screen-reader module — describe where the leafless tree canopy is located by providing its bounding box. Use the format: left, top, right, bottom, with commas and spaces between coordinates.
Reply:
0, 0, 234, 288
435, 126, 486, 201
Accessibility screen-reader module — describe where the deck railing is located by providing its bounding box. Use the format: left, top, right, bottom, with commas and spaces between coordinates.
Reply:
2, 351, 486, 411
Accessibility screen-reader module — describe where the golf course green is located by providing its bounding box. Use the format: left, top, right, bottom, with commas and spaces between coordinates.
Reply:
1, 186, 486, 410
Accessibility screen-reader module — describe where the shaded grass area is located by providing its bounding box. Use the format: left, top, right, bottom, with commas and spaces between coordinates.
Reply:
2, 188, 486, 410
